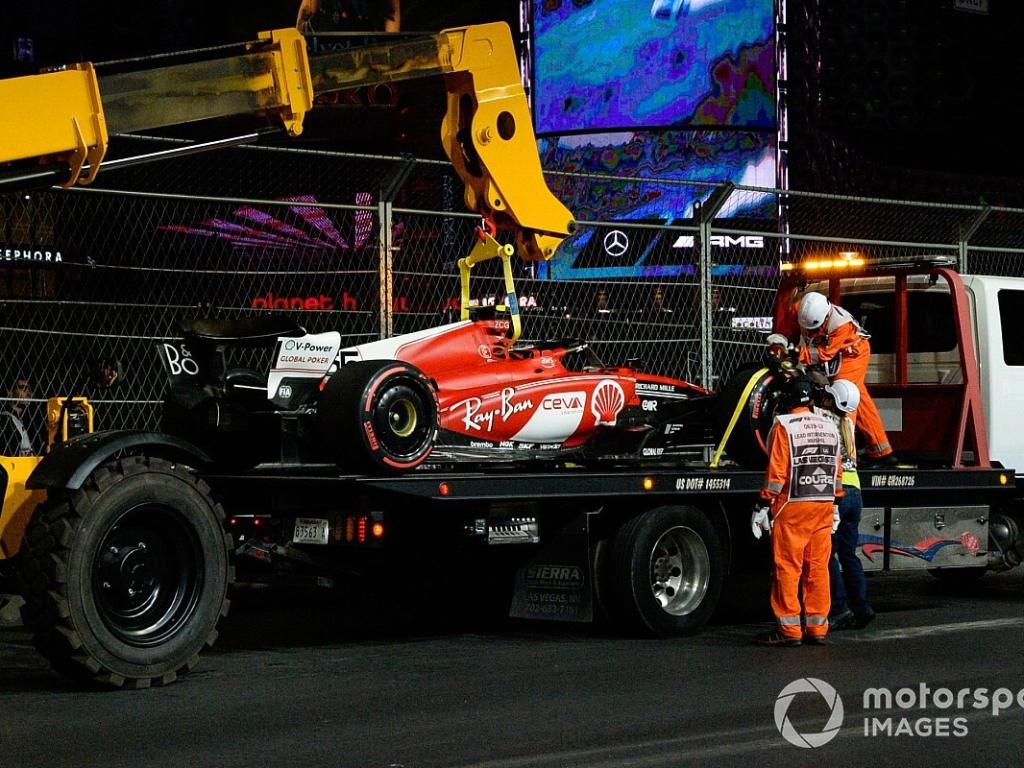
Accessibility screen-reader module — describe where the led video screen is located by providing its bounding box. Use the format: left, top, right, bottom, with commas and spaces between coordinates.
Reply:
532, 0, 776, 135
536, 129, 777, 280
539, 129, 775, 222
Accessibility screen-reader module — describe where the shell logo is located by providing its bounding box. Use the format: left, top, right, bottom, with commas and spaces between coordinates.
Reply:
591, 380, 626, 426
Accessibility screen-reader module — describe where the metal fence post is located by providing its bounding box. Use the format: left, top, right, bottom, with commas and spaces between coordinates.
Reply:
695, 202, 712, 391
377, 155, 418, 339
958, 205, 991, 274
697, 182, 734, 390
377, 199, 393, 339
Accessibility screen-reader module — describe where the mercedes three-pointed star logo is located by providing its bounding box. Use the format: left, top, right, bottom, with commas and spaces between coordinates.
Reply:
603, 229, 629, 258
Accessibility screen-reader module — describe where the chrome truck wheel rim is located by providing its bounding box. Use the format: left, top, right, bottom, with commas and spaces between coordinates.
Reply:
650, 526, 711, 616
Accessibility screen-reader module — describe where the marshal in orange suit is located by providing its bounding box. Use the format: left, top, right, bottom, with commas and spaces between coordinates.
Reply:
796, 292, 894, 461
752, 379, 843, 646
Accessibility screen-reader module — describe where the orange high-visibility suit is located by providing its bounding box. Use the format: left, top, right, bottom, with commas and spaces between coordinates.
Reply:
798, 305, 893, 458
761, 407, 844, 641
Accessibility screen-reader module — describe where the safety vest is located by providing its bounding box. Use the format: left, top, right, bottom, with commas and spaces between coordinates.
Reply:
776, 412, 841, 502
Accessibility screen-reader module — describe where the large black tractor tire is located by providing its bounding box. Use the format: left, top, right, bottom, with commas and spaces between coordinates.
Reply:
606, 505, 724, 636
16, 456, 233, 689
319, 360, 437, 474
713, 364, 785, 470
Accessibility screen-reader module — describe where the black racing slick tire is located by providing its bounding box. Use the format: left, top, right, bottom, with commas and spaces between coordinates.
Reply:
606, 505, 724, 636
16, 456, 232, 689
319, 360, 437, 474
713, 364, 783, 470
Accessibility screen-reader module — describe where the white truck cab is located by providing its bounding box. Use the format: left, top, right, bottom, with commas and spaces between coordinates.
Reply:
961, 275, 1024, 476
790, 265, 1023, 475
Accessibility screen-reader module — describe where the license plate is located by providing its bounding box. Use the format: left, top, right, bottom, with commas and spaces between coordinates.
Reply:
293, 517, 329, 545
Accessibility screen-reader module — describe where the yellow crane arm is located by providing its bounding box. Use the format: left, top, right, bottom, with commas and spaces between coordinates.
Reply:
0, 23, 571, 262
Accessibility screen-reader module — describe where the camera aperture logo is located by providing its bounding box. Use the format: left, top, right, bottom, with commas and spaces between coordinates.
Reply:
776, 678, 1024, 746
774, 677, 845, 748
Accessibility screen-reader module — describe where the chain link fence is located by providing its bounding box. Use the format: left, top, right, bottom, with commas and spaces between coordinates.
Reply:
3, 140, 1023, 451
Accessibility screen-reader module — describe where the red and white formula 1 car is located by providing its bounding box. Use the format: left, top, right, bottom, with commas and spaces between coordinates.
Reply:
161, 307, 716, 474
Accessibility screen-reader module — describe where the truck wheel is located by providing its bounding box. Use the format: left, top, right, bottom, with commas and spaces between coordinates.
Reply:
713, 364, 781, 469
16, 456, 232, 688
607, 505, 724, 636
319, 360, 437, 474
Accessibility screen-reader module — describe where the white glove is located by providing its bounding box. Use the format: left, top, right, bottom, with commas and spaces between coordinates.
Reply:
751, 504, 772, 540
831, 504, 840, 534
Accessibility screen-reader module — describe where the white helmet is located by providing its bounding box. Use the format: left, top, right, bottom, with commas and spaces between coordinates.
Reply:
824, 379, 860, 413
798, 292, 831, 331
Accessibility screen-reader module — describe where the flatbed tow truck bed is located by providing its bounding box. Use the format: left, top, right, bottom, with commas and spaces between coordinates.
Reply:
200, 461, 1016, 640
205, 463, 1015, 501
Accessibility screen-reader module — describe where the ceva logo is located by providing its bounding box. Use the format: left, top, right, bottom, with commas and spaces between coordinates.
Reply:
541, 392, 585, 412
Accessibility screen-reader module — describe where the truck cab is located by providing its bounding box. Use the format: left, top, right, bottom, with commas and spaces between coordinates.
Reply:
962, 275, 1024, 475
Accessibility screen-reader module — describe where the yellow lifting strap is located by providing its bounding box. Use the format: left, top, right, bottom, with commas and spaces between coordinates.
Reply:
458, 230, 521, 342
709, 368, 769, 469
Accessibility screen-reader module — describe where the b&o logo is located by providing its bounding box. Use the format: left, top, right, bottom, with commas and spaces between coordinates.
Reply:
774, 677, 845, 748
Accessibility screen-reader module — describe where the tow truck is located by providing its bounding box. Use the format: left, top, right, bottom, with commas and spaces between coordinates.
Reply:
1, 27, 1021, 689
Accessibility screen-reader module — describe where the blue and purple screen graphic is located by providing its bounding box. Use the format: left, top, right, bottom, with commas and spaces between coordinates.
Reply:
530, 1, 778, 278
532, 0, 775, 134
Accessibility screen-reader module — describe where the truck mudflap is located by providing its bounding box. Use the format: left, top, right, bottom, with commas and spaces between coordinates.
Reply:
26, 430, 212, 491
509, 511, 595, 623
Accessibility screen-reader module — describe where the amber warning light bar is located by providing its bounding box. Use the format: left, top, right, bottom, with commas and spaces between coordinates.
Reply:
780, 252, 865, 273
781, 253, 958, 274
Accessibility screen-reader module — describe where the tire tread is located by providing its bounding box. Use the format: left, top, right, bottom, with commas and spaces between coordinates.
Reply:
17, 456, 232, 689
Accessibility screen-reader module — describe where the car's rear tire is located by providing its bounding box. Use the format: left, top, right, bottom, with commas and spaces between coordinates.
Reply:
16, 456, 232, 688
606, 505, 724, 636
319, 360, 437, 474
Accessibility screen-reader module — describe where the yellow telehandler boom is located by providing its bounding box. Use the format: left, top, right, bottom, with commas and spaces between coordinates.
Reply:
0, 23, 572, 262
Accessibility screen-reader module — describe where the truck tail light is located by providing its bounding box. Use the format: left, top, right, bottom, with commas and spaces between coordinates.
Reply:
344, 514, 385, 544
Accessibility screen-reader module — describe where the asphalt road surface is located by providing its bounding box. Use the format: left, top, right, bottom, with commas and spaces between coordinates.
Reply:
1, 569, 1021, 768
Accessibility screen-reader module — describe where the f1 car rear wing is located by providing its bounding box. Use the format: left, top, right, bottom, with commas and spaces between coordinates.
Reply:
0, 23, 572, 264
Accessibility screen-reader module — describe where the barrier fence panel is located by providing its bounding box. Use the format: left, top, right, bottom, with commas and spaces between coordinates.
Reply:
3, 142, 1024, 451
965, 206, 1024, 277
